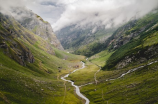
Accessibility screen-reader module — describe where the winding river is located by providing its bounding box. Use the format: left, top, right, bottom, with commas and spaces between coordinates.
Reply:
106, 60, 158, 81
61, 60, 158, 104
61, 62, 90, 104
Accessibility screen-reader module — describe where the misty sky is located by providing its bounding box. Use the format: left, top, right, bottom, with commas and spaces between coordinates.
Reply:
1, 0, 158, 31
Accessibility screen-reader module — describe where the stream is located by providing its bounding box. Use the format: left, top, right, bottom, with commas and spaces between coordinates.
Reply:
61, 60, 158, 104
61, 62, 90, 104
106, 60, 158, 81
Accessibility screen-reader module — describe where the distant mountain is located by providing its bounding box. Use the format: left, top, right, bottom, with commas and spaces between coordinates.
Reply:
56, 24, 116, 56
87, 8, 158, 70
76, 9, 158, 104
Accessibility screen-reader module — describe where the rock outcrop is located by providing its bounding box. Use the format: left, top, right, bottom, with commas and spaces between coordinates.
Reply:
116, 44, 158, 69
11, 8, 64, 50
0, 13, 35, 66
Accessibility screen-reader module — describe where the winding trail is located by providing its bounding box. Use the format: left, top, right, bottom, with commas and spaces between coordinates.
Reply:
61, 59, 158, 104
94, 66, 101, 84
61, 62, 90, 104
81, 60, 158, 87
86, 58, 102, 85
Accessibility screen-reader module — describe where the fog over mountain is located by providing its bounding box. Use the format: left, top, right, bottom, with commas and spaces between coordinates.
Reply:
1, 0, 158, 31
53, 0, 158, 31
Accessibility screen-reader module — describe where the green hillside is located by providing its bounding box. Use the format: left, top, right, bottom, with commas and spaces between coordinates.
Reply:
56, 25, 116, 56
66, 9, 158, 104
1, 4, 158, 104
0, 12, 85, 104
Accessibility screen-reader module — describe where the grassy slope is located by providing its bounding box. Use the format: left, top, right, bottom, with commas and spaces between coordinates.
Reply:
89, 50, 114, 67
67, 10, 158, 104
81, 62, 158, 104
0, 49, 83, 104
68, 31, 158, 104
104, 11, 158, 70
57, 26, 115, 57
68, 61, 99, 85
0, 14, 85, 103
74, 30, 113, 57
0, 39, 85, 104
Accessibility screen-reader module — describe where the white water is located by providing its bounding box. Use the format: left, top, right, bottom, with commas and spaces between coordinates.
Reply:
61, 59, 158, 104
79, 82, 93, 87
61, 62, 90, 104
106, 60, 158, 81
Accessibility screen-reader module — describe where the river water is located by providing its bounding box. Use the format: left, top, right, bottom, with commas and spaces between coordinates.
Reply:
61, 60, 158, 104
61, 62, 90, 104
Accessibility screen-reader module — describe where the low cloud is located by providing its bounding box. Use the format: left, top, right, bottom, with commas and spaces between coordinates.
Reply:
0, 0, 64, 24
0, 0, 158, 32
52, 0, 158, 31
0, 0, 24, 15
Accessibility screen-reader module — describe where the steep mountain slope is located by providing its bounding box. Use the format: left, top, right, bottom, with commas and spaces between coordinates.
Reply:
0, 11, 85, 104
11, 7, 63, 50
0, 13, 35, 65
67, 9, 158, 104
56, 25, 116, 56
103, 9, 158, 70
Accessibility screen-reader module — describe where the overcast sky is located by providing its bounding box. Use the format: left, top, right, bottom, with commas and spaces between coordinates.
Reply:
1, 0, 158, 31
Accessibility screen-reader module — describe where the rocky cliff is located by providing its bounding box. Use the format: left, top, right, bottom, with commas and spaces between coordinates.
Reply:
0, 13, 34, 66
0, 7, 64, 65
11, 7, 63, 50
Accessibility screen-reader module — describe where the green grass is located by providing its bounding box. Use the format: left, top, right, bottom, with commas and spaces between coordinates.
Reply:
68, 61, 99, 85
104, 12, 158, 70
66, 10, 158, 104
0, 13, 86, 104
53, 47, 85, 61
73, 31, 113, 57
89, 50, 114, 67
0, 44, 84, 104
143, 31, 158, 47
80, 62, 158, 104
1, 7, 158, 104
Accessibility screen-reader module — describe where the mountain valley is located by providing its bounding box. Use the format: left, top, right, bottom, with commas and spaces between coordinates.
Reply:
0, 2, 158, 104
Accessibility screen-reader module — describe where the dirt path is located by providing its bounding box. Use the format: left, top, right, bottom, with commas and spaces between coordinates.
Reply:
87, 58, 101, 85
61, 81, 66, 104
94, 66, 101, 84
82, 60, 158, 86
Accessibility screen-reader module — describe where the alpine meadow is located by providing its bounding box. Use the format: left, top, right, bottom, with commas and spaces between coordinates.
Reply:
0, 0, 158, 104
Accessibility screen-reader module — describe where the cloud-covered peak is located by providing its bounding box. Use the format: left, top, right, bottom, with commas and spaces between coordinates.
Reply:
52, 0, 158, 31
0, 0, 158, 32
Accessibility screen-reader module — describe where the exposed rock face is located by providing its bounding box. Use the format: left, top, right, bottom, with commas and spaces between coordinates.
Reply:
104, 10, 158, 70
106, 20, 155, 50
0, 13, 34, 66
0, 37, 35, 66
0, 42, 8, 48
10, 42, 35, 66
116, 44, 158, 69
0, 6, 65, 65
11, 8, 64, 50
